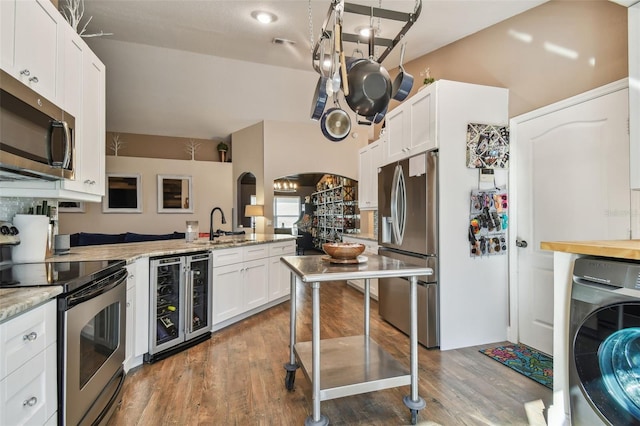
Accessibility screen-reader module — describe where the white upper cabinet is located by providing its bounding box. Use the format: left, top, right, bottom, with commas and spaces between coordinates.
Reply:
0, 0, 106, 201
1, 0, 62, 104
57, 38, 105, 198
358, 139, 382, 210
384, 84, 436, 164
629, 3, 640, 188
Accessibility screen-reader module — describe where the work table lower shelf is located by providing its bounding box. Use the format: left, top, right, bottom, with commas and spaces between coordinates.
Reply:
294, 335, 410, 401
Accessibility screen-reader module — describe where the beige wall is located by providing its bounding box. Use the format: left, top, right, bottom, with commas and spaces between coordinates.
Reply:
377, 0, 628, 137
58, 156, 232, 235
105, 131, 222, 162
232, 120, 366, 233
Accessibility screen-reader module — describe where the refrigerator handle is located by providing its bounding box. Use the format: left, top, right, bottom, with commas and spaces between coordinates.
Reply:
390, 164, 406, 244
186, 268, 194, 334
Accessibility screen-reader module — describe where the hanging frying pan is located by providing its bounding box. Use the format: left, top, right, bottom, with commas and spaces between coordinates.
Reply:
344, 28, 391, 117
391, 43, 413, 102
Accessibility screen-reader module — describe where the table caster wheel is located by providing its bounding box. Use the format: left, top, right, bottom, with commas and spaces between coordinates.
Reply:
410, 409, 418, 425
285, 370, 296, 391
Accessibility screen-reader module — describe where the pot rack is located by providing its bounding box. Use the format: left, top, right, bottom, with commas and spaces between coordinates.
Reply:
311, 0, 422, 74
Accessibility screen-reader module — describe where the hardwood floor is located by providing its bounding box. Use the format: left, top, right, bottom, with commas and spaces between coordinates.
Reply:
108, 282, 552, 425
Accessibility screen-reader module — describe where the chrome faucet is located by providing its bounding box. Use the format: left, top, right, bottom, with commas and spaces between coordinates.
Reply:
209, 207, 227, 240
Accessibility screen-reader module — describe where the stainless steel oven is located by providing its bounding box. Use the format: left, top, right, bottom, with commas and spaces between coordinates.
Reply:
59, 262, 127, 426
0, 259, 127, 426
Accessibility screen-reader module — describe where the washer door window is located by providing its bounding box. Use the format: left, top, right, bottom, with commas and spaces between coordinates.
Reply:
573, 303, 640, 425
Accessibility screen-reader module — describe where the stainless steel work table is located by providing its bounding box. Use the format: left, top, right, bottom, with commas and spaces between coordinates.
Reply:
281, 254, 432, 425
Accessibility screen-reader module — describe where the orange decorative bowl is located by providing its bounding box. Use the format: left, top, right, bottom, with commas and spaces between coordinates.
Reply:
322, 242, 365, 260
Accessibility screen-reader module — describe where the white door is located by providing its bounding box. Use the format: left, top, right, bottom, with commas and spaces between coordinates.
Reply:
512, 85, 631, 355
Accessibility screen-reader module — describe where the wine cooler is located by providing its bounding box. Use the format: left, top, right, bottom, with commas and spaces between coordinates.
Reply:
146, 251, 212, 362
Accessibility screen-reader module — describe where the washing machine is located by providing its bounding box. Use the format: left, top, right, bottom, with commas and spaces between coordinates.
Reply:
569, 256, 640, 425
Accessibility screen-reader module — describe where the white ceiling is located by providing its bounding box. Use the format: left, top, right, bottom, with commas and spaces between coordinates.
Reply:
83, 0, 547, 71
78, 0, 548, 140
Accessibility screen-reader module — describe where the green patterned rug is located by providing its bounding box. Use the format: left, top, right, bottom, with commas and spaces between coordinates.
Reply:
479, 343, 553, 389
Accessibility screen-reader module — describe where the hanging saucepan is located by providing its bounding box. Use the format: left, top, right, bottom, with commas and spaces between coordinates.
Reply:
391, 43, 413, 102
345, 30, 391, 118
320, 97, 351, 142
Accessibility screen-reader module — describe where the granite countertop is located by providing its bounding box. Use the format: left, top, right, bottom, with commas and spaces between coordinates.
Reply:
0, 286, 63, 324
0, 234, 296, 324
540, 239, 640, 260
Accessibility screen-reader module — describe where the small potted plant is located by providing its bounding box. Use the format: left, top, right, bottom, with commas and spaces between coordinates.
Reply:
217, 141, 229, 162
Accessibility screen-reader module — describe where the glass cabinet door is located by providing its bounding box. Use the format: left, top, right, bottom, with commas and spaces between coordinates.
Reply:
187, 253, 212, 337
152, 257, 184, 350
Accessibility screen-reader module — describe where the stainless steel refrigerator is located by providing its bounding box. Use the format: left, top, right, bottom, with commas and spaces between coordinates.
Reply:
378, 151, 439, 348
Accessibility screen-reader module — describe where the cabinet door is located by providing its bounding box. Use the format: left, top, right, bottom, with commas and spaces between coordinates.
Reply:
0, 344, 57, 426
0, 1, 16, 73
212, 263, 244, 324
630, 3, 640, 189
385, 107, 408, 163
244, 259, 269, 311
268, 256, 292, 301
79, 49, 106, 195
358, 141, 381, 210
12, 0, 62, 102
133, 258, 149, 358
409, 86, 436, 152
125, 286, 135, 371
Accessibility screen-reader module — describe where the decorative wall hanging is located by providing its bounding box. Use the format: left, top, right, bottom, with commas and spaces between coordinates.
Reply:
466, 123, 509, 169
468, 188, 508, 258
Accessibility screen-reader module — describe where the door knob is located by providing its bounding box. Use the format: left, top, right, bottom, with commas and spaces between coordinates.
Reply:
515, 239, 528, 248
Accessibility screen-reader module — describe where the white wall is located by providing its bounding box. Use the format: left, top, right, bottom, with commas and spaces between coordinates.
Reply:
58, 156, 232, 235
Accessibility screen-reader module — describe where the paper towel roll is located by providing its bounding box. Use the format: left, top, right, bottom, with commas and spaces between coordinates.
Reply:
12, 214, 49, 262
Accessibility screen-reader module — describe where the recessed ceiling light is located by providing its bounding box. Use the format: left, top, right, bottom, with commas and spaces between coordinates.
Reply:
251, 10, 277, 24
355, 26, 378, 38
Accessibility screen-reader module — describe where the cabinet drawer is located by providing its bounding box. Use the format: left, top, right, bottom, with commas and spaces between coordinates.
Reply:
0, 300, 56, 379
243, 245, 269, 261
269, 241, 296, 257
212, 248, 243, 267
0, 343, 57, 426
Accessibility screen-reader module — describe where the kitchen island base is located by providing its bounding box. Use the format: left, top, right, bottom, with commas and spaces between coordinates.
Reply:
281, 254, 429, 425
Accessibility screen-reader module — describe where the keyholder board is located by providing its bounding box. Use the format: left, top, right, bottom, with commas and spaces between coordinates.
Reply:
469, 189, 508, 257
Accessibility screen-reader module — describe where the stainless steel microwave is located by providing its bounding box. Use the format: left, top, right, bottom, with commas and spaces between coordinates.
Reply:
0, 69, 75, 181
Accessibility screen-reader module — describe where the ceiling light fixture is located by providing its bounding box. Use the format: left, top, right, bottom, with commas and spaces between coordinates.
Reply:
251, 10, 277, 24
355, 26, 378, 38
274, 179, 297, 193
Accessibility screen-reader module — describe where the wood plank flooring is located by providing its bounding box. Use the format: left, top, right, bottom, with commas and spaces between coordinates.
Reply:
108, 281, 552, 425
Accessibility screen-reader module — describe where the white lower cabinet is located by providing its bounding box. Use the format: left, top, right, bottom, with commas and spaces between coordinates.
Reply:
268, 241, 296, 301
212, 245, 270, 327
0, 300, 57, 426
212, 240, 295, 330
125, 257, 149, 371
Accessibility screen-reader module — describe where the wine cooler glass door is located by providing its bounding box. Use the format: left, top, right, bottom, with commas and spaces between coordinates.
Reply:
151, 257, 185, 354
186, 253, 213, 340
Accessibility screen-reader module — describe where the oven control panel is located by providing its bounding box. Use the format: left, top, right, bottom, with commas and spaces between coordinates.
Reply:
0, 221, 20, 245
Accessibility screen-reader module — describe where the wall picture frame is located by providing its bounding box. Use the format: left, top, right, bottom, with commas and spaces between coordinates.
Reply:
58, 201, 85, 213
157, 174, 193, 213
103, 173, 143, 213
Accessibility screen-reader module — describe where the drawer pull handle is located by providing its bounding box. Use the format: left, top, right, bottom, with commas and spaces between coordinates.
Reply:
23, 396, 37, 407
23, 332, 38, 341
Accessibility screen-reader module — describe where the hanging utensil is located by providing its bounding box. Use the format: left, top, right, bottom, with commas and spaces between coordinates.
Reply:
334, 14, 349, 97
310, 39, 329, 120
391, 42, 414, 102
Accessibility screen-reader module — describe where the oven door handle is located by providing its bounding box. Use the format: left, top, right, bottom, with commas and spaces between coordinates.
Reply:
65, 269, 127, 309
